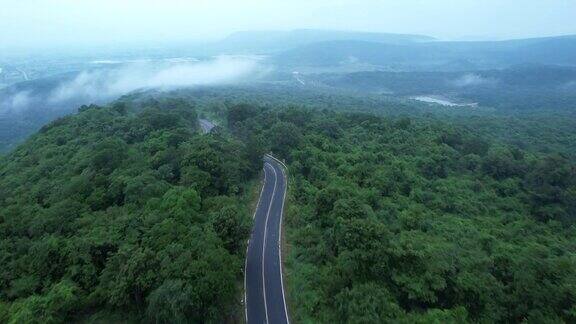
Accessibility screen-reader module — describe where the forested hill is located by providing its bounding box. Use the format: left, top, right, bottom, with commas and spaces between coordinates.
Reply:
226, 104, 576, 323
0, 99, 257, 322
1, 91, 575, 323
272, 35, 576, 71
219, 29, 434, 52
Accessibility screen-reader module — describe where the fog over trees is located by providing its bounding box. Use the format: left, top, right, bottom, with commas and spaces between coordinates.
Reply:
1, 1, 575, 323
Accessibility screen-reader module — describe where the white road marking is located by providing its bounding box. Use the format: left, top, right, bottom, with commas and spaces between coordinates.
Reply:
262, 162, 278, 324
276, 164, 290, 324
264, 155, 291, 324
265, 154, 289, 171
245, 156, 290, 324
244, 164, 269, 323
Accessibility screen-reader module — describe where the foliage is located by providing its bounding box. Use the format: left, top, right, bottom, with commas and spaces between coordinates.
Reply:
228, 104, 576, 323
2, 84, 576, 323
0, 99, 255, 323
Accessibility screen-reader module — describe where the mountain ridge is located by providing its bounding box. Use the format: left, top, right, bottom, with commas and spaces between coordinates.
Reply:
272, 35, 576, 70
218, 29, 435, 52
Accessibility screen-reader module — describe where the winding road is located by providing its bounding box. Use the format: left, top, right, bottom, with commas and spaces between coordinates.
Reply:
199, 119, 216, 134
245, 155, 290, 324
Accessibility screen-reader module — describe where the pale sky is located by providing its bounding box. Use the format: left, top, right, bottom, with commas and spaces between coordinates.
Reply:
1, 0, 576, 50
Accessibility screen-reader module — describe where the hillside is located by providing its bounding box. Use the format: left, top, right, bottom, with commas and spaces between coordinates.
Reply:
313, 65, 576, 111
1, 88, 575, 323
0, 72, 103, 153
219, 29, 434, 53
2, 33, 576, 154
227, 104, 576, 323
272, 35, 576, 71
0, 99, 256, 322
3, 0, 576, 323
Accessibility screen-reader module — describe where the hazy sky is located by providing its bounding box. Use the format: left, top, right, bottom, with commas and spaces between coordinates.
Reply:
1, 0, 576, 49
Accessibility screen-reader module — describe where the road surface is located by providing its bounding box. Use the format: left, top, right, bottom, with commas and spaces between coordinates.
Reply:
292, 71, 306, 85
245, 155, 290, 324
16, 68, 29, 81
199, 119, 216, 134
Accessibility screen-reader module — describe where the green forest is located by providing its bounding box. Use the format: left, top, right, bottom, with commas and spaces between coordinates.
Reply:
1, 89, 575, 323
226, 104, 576, 323
0, 99, 258, 323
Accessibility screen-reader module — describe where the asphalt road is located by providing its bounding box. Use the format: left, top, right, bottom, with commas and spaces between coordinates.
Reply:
245, 155, 290, 324
199, 119, 216, 134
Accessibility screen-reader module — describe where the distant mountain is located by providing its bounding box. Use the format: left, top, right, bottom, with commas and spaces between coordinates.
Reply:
319, 64, 576, 90
0, 72, 108, 152
272, 35, 576, 71
312, 64, 576, 111
273, 40, 433, 69
218, 29, 435, 53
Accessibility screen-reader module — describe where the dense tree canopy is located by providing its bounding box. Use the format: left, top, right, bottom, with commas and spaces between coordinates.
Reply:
1, 86, 575, 323
0, 99, 256, 323
226, 104, 576, 323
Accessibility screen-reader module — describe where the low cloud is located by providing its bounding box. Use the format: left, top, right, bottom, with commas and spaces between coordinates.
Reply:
451, 73, 494, 87
8, 91, 32, 109
50, 55, 266, 103
0, 91, 34, 115
562, 80, 576, 89
1, 56, 267, 115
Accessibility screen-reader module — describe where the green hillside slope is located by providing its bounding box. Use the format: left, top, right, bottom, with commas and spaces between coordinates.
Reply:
0, 99, 256, 323
227, 104, 576, 323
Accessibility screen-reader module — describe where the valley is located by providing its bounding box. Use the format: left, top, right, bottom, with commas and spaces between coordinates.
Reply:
1, 12, 575, 322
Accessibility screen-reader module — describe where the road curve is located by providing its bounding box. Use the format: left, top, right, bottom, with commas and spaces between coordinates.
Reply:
245, 155, 290, 324
199, 119, 216, 134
